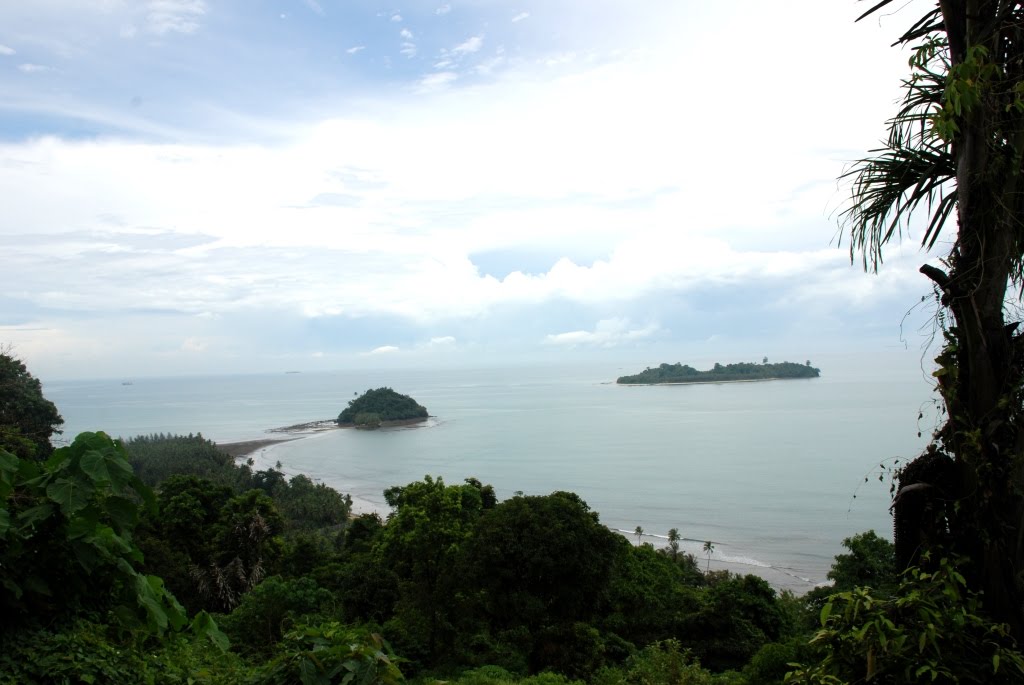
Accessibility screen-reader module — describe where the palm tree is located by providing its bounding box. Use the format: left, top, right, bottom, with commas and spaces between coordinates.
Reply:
634, 526, 644, 545
703, 540, 714, 573
667, 528, 681, 559
849, 1, 1024, 636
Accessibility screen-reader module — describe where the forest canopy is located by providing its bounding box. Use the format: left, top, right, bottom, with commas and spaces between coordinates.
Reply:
337, 387, 429, 428
617, 361, 820, 385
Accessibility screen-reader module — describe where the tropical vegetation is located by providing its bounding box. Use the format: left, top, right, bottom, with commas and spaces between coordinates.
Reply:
8, 0, 1024, 680
337, 387, 429, 428
616, 361, 819, 385
1, 351, 867, 684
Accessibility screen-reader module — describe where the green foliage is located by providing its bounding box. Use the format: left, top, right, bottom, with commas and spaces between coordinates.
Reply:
0, 620, 246, 685
255, 622, 404, 685
449, 666, 584, 685
591, 639, 715, 685
803, 530, 898, 625
219, 576, 336, 659
529, 622, 608, 681
192, 488, 286, 613
0, 352, 63, 460
617, 362, 819, 385
275, 474, 351, 533
323, 556, 400, 625
0, 432, 183, 635
788, 557, 1024, 684
378, 476, 488, 665
344, 512, 384, 554
337, 388, 428, 425
826, 530, 896, 592
354, 413, 383, 429
0, 431, 230, 680
0, 619, 150, 685
130, 434, 352, 614
460, 491, 621, 632
742, 637, 817, 685
126, 433, 251, 490
678, 574, 785, 673
142, 631, 250, 684
604, 543, 702, 648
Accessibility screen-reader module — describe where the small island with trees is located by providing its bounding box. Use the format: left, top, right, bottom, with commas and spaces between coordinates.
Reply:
337, 387, 429, 429
617, 360, 821, 385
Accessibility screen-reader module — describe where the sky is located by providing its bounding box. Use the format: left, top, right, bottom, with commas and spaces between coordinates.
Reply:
0, 0, 948, 380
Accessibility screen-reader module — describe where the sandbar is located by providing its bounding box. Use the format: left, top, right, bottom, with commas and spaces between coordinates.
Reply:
216, 437, 298, 458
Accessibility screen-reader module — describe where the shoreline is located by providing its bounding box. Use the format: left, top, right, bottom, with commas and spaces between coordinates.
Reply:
216, 437, 299, 458
218, 418, 826, 594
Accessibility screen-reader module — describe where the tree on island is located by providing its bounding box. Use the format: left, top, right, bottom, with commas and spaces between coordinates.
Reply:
840, 0, 1024, 639
337, 387, 428, 428
617, 360, 820, 385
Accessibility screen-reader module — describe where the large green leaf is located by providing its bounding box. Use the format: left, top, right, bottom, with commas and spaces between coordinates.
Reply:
66, 506, 101, 540
0, 508, 9, 537
103, 495, 139, 531
80, 449, 114, 484
191, 610, 231, 651
133, 573, 187, 634
80, 444, 134, 489
16, 502, 54, 529
0, 449, 17, 475
86, 524, 132, 555
47, 477, 93, 514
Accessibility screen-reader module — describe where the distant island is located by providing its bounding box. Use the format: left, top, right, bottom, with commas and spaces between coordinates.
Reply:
617, 360, 821, 385
337, 387, 429, 429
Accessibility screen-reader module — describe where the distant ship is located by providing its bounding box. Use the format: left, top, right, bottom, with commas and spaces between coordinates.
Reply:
121, 381, 133, 386
285, 371, 301, 374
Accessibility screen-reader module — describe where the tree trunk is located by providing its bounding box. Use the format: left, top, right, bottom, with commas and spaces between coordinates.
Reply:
933, 0, 1024, 637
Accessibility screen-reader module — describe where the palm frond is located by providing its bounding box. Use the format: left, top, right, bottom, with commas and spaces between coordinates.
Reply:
842, 141, 956, 270
842, 24, 955, 270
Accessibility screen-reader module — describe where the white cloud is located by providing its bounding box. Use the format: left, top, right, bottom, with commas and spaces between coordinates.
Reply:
417, 70, 457, 91
400, 28, 413, 39
391, 13, 402, 22
303, 0, 325, 16
17, 63, 51, 73
0, 1, 935, 376
0, 44, 15, 56
512, 12, 530, 23
181, 337, 207, 352
366, 345, 400, 355
435, 4, 451, 15
430, 336, 456, 345
473, 56, 505, 76
146, 0, 206, 35
452, 35, 483, 55
401, 42, 417, 58
346, 45, 365, 54
545, 319, 660, 348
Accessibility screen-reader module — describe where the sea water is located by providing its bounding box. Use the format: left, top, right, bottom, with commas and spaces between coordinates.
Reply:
44, 351, 937, 592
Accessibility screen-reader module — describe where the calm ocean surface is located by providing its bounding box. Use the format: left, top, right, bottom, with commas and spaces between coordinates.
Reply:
44, 352, 936, 592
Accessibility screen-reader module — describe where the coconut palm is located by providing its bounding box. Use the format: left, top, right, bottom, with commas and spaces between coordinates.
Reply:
634, 526, 644, 545
667, 528, 681, 559
703, 540, 714, 573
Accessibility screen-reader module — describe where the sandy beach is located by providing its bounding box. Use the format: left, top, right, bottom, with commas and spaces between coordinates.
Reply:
216, 437, 298, 458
